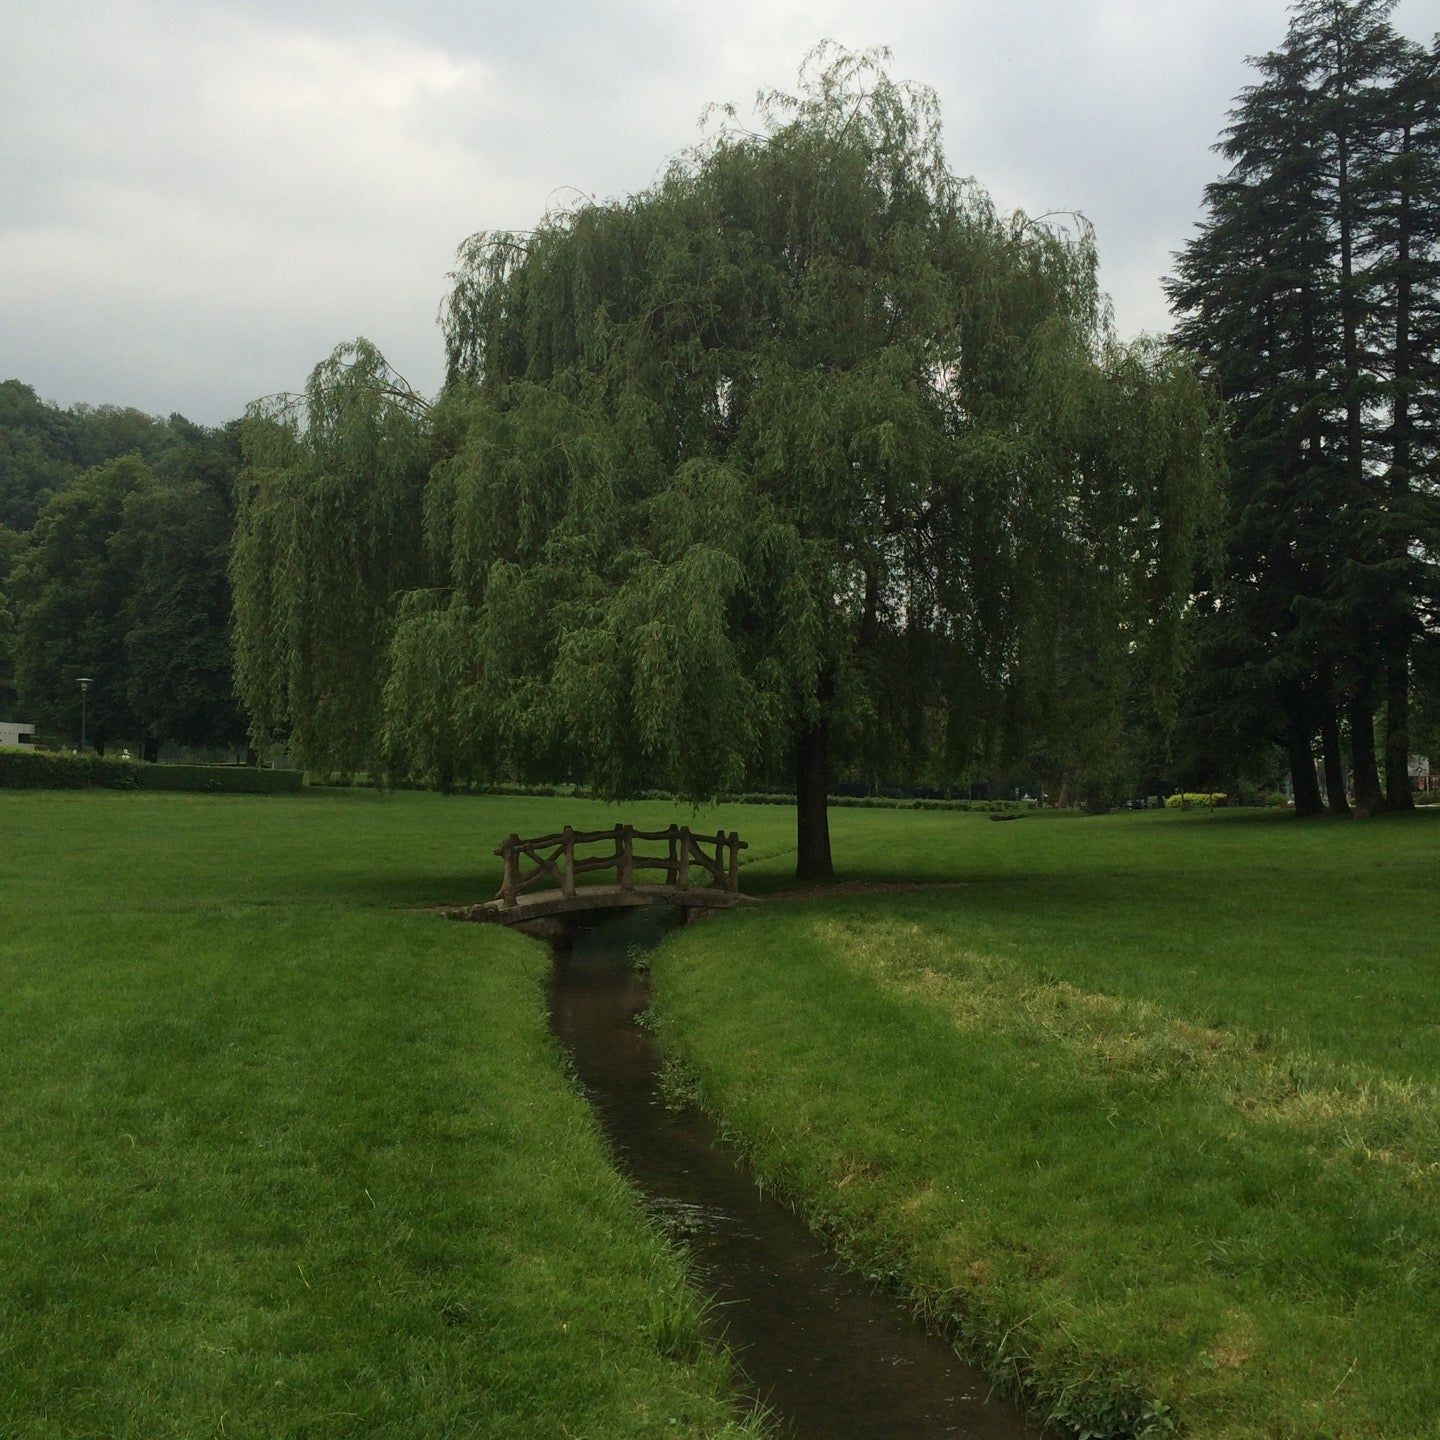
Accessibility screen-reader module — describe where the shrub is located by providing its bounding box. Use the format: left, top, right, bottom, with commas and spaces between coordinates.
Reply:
1164, 791, 1228, 810
135, 764, 302, 794
304, 775, 1036, 811
0, 749, 302, 794
690, 792, 1037, 814
0, 750, 137, 790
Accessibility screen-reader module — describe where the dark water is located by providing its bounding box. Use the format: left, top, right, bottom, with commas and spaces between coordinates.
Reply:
548, 908, 1044, 1440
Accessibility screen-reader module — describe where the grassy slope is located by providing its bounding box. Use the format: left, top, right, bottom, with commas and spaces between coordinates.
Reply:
654, 808, 1440, 1439
0, 789, 787, 1440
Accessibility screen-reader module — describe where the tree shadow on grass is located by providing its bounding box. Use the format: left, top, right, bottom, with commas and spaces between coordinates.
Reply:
286, 867, 505, 911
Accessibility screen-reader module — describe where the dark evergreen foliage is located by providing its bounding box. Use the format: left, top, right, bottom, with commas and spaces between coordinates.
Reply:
1168, 0, 1440, 812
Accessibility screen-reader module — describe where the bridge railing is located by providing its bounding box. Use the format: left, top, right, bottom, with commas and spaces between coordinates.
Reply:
494, 824, 748, 909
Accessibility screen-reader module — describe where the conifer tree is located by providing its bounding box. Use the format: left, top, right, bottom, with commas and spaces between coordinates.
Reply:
1170, 0, 1440, 813
1359, 36, 1440, 807
1170, 36, 1341, 813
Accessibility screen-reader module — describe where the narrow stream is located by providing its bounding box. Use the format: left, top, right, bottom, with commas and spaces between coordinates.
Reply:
548, 907, 1044, 1440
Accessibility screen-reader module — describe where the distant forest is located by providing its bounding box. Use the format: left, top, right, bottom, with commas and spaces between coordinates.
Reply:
0, 379, 244, 759
2, 5, 1438, 807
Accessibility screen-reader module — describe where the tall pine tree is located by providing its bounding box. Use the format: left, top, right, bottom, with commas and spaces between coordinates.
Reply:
1170, 0, 1440, 813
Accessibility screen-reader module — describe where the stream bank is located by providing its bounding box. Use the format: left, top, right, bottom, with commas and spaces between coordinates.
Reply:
549, 906, 1042, 1440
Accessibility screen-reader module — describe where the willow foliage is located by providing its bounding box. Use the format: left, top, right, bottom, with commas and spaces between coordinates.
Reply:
232, 47, 1220, 871
232, 340, 429, 772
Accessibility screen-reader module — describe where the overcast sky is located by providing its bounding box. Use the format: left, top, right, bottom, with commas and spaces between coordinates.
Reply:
4, 0, 1439, 423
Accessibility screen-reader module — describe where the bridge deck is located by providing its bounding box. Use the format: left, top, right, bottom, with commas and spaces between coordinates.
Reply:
452, 883, 759, 926
449, 824, 756, 931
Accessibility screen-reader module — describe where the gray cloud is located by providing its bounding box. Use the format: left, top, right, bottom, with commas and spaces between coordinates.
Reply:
3, 0, 1438, 421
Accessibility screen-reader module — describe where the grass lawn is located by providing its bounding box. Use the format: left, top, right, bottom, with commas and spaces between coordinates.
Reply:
6, 791, 1438, 1438
0, 788, 790, 1440
653, 806, 1440, 1439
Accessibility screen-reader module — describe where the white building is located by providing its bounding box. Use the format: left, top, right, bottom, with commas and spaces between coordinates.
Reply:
0, 722, 36, 748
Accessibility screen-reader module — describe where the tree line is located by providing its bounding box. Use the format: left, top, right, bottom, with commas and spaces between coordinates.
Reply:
5, 7, 1437, 859
1170, 0, 1440, 814
0, 381, 245, 757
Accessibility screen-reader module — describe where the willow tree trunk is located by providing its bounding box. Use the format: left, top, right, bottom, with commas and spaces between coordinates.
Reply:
794, 712, 834, 882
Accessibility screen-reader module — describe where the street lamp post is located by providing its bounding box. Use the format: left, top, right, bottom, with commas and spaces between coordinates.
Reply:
77, 676, 93, 753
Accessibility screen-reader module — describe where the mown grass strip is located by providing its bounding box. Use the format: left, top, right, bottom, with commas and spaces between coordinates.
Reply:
654, 847, 1440, 1439
7, 792, 1438, 1435
0, 793, 757, 1439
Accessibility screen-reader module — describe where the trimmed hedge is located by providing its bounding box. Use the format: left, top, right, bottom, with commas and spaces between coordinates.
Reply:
724, 791, 1030, 814
136, 764, 302, 794
307, 774, 1031, 814
1165, 791, 1228, 809
0, 749, 302, 794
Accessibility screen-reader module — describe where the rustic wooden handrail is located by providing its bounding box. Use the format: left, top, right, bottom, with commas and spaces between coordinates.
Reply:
494, 824, 748, 910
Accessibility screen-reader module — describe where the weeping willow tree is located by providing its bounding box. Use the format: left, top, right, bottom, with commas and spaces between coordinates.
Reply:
233, 46, 1220, 878
231, 339, 430, 771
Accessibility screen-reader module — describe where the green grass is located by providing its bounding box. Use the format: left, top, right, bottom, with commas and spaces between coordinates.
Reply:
0, 789, 789, 1440
652, 807, 1440, 1439
8, 791, 1439, 1437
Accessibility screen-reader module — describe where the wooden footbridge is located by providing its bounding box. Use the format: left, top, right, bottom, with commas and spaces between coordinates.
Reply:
452, 824, 756, 929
